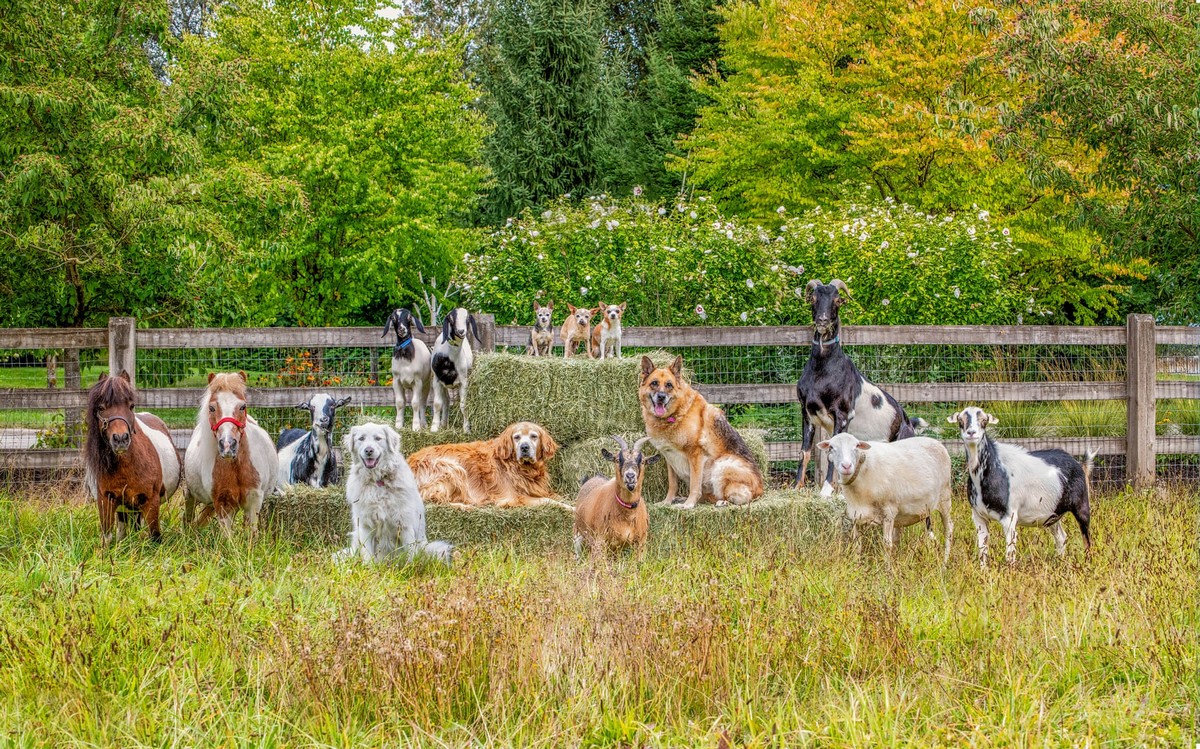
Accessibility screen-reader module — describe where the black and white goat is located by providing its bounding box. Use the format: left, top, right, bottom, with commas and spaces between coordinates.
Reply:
431, 307, 479, 433
795, 279, 925, 496
950, 406, 1094, 567
382, 308, 433, 431
276, 393, 352, 488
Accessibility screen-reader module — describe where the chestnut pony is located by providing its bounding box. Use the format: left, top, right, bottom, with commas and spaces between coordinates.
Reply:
183, 371, 278, 533
83, 371, 180, 542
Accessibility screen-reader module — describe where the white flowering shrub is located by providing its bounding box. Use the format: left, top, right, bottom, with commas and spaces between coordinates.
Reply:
461, 196, 1113, 326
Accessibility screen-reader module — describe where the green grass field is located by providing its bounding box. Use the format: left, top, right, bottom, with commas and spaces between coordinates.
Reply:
0, 485, 1195, 747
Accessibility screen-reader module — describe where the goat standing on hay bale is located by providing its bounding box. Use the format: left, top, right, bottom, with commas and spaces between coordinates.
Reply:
574, 436, 660, 558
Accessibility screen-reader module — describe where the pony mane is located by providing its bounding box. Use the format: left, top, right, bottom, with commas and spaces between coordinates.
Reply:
84, 375, 137, 477
198, 372, 249, 421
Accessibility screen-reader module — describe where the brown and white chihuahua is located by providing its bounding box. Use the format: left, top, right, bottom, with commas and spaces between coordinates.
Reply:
590, 301, 627, 359
561, 304, 597, 359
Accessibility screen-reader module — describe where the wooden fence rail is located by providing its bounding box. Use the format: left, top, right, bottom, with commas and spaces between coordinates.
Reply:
2, 315, 1197, 488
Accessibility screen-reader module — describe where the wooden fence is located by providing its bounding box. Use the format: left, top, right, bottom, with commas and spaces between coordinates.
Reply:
2, 315, 1197, 488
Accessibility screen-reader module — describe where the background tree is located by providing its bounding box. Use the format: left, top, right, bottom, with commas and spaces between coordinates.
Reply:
190, 0, 489, 326
990, 0, 1199, 323
0, 0, 300, 328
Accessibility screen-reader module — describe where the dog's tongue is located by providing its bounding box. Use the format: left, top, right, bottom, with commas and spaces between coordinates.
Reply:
364, 456, 378, 469
653, 404, 666, 417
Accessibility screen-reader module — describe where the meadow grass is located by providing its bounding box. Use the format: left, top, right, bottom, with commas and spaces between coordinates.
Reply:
0, 486, 1196, 747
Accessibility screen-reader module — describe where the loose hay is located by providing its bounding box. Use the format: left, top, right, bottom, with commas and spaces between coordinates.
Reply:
465, 350, 687, 443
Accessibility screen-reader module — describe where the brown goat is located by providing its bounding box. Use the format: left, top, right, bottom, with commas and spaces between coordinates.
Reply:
574, 436, 660, 557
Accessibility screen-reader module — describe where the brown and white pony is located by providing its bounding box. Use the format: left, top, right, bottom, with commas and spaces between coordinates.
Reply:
183, 371, 278, 534
83, 371, 180, 543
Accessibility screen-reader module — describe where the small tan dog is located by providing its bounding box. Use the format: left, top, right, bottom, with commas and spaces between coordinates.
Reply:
574, 436, 658, 557
560, 304, 596, 359
589, 301, 626, 359
527, 302, 554, 356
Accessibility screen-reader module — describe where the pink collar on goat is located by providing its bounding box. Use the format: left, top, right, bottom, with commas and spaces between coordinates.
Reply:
614, 492, 638, 510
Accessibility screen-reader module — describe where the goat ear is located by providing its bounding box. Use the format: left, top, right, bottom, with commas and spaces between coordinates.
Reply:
857, 442, 871, 450
468, 314, 480, 343
335, 396, 352, 408
816, 440, 830, 450
947, 412, 961, 425
408, 309, 426, 334
669, 355, 683, 378
296, 401, 312, 411
640, 356, 655, 382
983, 412, 998, 426
600, 448, 617, 463
644, 453, 662, 466
381, 311, 395, 339
442, 315, 452, 341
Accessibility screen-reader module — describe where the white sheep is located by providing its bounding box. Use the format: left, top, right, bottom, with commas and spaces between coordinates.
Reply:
817, 432, 953, 560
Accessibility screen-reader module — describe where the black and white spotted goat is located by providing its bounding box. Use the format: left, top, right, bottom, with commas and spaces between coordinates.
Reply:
950, 406, 1094, 567
431, 307, 479, 433
276, 393, 352, 488
382, 308, 433, 431
795, 279, 926, 496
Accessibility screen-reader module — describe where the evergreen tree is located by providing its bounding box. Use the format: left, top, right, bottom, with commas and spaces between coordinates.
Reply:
478, 0, 617, 220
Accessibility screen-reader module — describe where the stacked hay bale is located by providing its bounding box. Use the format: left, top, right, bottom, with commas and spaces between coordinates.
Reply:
266, 350, 781, 545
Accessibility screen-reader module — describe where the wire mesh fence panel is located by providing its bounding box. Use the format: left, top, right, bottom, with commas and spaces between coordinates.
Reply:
1155, 339, 1200, 483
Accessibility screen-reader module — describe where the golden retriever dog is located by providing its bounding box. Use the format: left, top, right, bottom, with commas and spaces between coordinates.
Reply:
640, 355, 764, 509
407, 422, 570, 510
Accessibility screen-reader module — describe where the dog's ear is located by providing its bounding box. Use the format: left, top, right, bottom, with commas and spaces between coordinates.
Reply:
618, 301, 626, 312
668, 355, 683, 379
546, 301, 553, 312
640, 356, 655, 382
538, 426, 558, 461
385, 426, 401, 456
495, 426, 516, 462
567, 303, 577, 313
342, 430, 356, 463
533, 301, 541, 315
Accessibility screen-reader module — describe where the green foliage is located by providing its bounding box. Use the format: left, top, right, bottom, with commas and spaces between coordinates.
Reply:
991, 0, 1200, 323
461, 195, 1132, 326
188, 0, 489, 326
674, 0, 1031, 222
0, 0, 301, 328
478, 0, 615, 221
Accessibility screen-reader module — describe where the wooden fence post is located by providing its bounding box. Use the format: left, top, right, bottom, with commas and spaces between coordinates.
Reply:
108, 317, 137, 385
63, 347, 82, 446
1125, 313, 1156, 489
475, 313, 497, 352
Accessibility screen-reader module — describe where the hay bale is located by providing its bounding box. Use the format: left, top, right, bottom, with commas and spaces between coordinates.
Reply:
549, 429, 769, 500
465, 350, 687, 443
263, 485, 348, 544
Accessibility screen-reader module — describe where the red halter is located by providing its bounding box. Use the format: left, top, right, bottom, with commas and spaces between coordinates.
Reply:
211, 416, 246, 433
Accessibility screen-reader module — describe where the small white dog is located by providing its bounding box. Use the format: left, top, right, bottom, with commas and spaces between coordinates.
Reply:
339, 423, 453, 565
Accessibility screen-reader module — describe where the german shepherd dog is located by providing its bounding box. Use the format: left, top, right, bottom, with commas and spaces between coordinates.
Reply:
639, 355, 764, 508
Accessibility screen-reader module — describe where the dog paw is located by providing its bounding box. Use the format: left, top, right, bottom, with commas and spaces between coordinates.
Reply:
715, 500, 728, 508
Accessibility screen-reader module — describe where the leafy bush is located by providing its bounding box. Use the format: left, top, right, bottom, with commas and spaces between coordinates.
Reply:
462, 195, 1119, 327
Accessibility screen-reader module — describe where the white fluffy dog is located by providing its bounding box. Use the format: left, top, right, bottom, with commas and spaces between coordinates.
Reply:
339, 423, 453, 565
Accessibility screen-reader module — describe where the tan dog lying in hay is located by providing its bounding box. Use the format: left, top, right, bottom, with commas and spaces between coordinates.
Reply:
574, 435, 658, 558
407, 422, 571, 509
639, 355, 764, 509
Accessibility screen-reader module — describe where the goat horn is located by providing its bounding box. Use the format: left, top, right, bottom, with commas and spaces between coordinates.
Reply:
805, 279, 822, 297
610, 435, 628, 451
829, 279, 850, 297
632, 436, 652, 455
